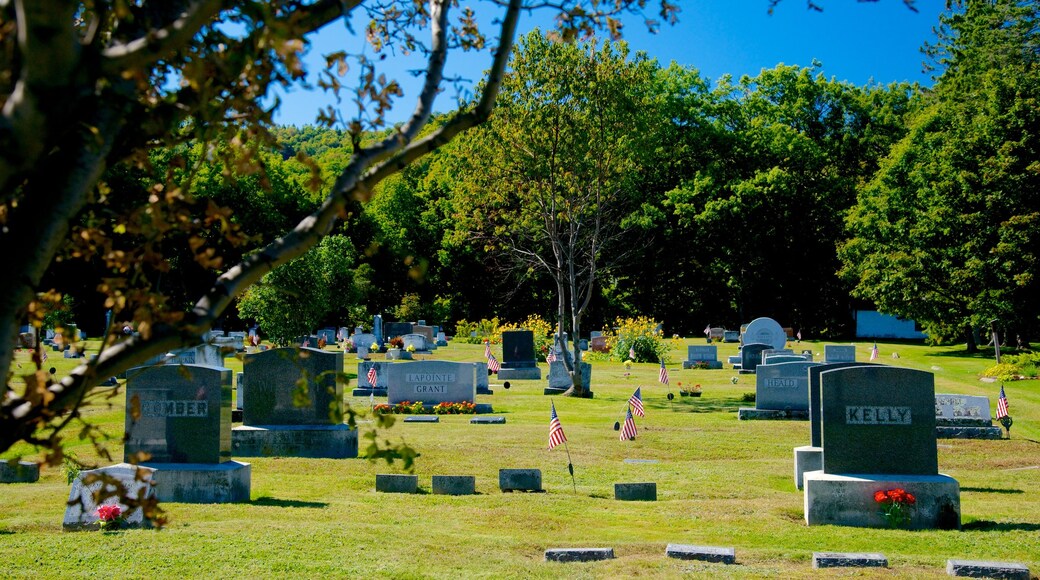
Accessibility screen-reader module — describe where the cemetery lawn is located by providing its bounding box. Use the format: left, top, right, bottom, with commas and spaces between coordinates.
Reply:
2, 340, 1038, 578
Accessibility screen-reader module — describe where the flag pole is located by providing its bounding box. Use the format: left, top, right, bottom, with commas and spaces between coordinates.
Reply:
562, 439, 577, 493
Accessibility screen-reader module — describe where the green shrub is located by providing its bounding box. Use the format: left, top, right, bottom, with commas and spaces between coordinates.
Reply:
454, 318, 502, 344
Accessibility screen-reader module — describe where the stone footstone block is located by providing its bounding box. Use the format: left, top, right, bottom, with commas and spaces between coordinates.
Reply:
432, 475, 476, 496
544, 548, 614, 562
404, 416, 439, 423
144, 461, 251, 503
813, 552, 888, 568
500, 469, 542, 492
0, 460, 40, 483
804, 471, 960, 529
64, 463, 156, 530
470, 416, 505, 424
231, 424, 358, 458
946, 559, 1029, 579
665, 545, 736, 564
497, 368, 542, 380
614, 482, 656, 501
376, 474, 418, 494
475, 404, 494, 414
738, 408, 809, 420
793, 445, 823, 490
936, 426, 1003, 440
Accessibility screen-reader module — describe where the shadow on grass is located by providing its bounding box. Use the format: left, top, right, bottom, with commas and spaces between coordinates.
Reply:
961, 487, 1025, 494
251, 497, 329, 509
658, 398, 745, 414
961, 520, 1040, 532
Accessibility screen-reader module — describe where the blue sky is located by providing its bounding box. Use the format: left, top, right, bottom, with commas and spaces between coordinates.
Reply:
273, 1, 945, 127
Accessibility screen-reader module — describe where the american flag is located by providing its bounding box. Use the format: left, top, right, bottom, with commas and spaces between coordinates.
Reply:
628, 346, 635, 360
549, 402, 567, 450
796, 330, 802, 341
546, 349, 557, 363
658, 360, 669, 385
996, 385, 1009, 419
704, 324, 711, 336
303, 339, 310, 348
487, 353, 501, 373
367, 365, 377, 387
629, 387, 645, 417
869, 342, 879, 361
484, 340, 491, 359
620, 407, 637, 441
41, 350, 48, 362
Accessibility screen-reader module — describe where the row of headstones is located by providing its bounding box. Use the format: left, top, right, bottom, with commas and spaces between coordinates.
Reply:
543, 548, 1030, 578
375, 470, 656, 500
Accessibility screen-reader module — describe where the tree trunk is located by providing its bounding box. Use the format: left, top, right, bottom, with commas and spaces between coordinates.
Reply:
965, 326, 978, 354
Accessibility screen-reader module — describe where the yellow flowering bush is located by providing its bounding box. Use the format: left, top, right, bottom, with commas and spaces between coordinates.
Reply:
455, 318, 502, 344
604, 316, 668, 363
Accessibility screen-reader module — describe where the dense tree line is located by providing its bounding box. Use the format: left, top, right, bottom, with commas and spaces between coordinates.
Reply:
46, 1, 1039, 347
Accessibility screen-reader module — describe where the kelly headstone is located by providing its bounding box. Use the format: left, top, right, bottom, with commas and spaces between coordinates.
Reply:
805, 366, 960, 529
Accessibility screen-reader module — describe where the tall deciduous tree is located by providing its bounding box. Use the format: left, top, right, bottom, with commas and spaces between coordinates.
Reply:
451, 32, 662, 396
840, 0, 1040, 348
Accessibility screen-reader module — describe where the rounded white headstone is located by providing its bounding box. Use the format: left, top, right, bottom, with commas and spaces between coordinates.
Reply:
744, 317, 786, 350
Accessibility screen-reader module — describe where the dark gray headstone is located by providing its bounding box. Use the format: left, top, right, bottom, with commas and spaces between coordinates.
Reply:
809, 362, 877, 447
432, 475, 476, 496
739, 343, 772, 373
376, 474, 418, 493
820, 366, 937, 475
499, 468, 542, 492
372, 314, 384, 344
501, 330, 536, 368
124, 364, 232, 464
386, 361, 476, 405
723, 330, 740, 342
755, 361, 820, 412
383, 322, 413, 340
242, 348, 343, 426
0, 460, 39, 483
614, 482, 656, 501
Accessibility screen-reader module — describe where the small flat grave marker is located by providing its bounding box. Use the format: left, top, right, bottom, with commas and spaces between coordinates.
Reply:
404, 415, 439, 423
812, 552, 888, 569
946, 559, 1030, 579
664, 545, 736, 564
544, 548, 614, 563
470, 416, 505, 424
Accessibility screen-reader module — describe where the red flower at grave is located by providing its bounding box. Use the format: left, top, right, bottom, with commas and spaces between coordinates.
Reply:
97, 504, 122, 521
874, 490, 887, 503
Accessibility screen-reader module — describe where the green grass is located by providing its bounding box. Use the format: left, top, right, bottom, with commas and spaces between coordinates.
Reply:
2, 339, 1038, 578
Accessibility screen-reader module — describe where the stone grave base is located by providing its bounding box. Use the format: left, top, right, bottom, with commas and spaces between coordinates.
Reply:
936, 426, 1003, 440
543, 387, 594, 398
614, 482, 656, 501
497, 367, 542, 380
793, 445, 822, 490
0, 460, 40, 483
803, 471, 960, 530
232, 424, 358, 458
143, 461, 251, 503
738, 408, 809, 420
476, 387, 493, 395
432, 475, 476, 496
682, 361, 723, 370
352, 387, 387, 397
